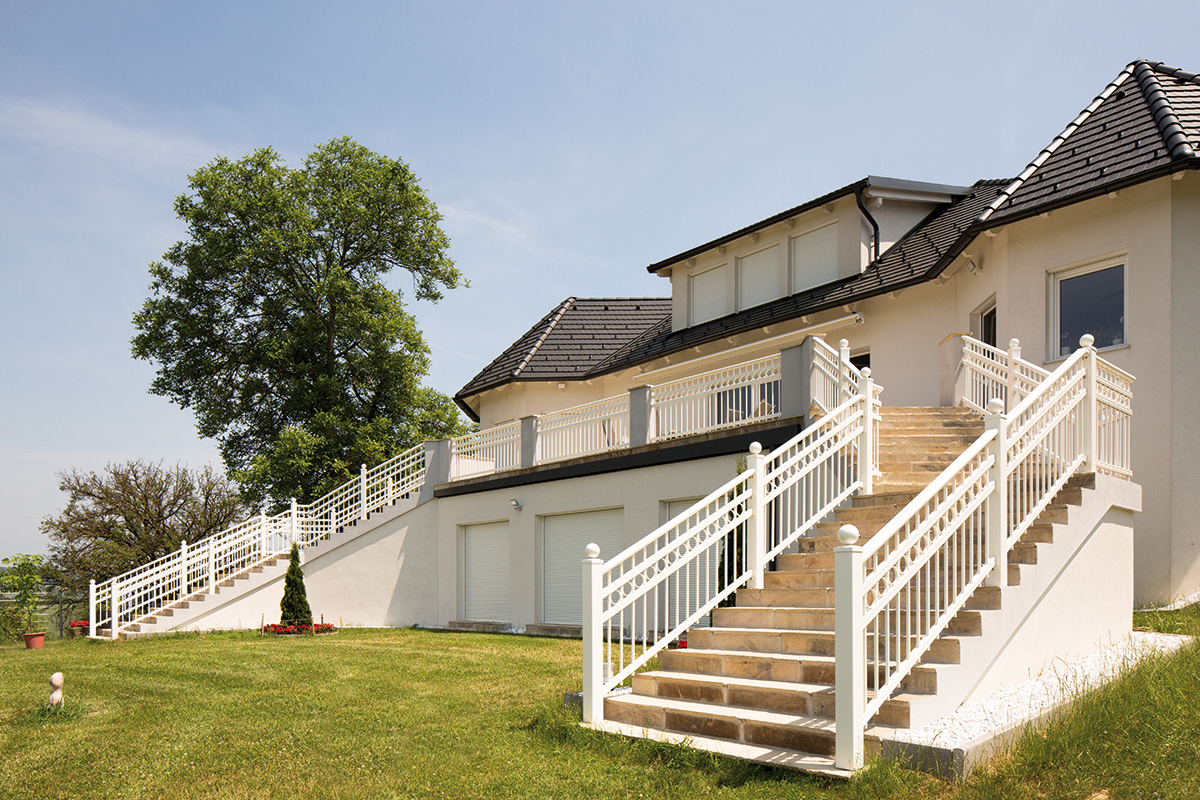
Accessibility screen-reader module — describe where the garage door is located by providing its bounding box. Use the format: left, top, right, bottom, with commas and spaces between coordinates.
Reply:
463, 521, 510, 622
543, 508, 624, 626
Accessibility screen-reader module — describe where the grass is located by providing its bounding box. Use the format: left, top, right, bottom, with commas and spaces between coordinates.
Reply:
0, 610, 1196, 800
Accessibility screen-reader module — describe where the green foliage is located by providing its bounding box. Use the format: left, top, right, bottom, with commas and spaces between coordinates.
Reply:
0, 553, 46, 633
40, 460, 245, 594
279, 544, 312, 627
131, 137, 469, 509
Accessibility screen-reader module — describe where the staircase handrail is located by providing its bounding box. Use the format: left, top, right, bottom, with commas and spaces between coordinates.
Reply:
960, 335, 1050, 414
90, 441, 427, 638
582, 373, 879, 724
835, 334, 1135, 770
810, 337, 865, 413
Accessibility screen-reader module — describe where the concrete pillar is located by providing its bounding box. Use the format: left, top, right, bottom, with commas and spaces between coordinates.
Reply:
418, 439, 452, 505
780, 338, 815, 422
939, 332, 971, 407
520, 415, 538, 469
629, 386, 653, 447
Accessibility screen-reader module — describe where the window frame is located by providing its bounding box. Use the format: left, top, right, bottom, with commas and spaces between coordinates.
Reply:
1048, 254, 1128, 360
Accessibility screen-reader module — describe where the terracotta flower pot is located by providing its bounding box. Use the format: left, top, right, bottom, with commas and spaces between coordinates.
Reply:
23, 632, 46, 649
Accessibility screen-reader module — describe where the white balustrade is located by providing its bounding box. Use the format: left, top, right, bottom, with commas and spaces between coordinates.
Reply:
535, 395, 631, 464
650, 355, 782, 442
961, 336, 1050, 414
449, 421, 521, 480
90, 442, 427, 638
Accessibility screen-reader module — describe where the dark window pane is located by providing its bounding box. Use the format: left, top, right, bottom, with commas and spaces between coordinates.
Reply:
1059, 265, 1124, 356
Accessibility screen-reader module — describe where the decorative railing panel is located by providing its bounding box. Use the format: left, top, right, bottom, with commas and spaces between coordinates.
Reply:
449, 421, 521, 480
650, 355, 781, 442
1095, 360, 1134, 478
536, 395, 631, 464
961, 337, 1050, 414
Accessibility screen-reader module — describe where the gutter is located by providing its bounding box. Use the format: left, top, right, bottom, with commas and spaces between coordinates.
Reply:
855, 186, 882, 262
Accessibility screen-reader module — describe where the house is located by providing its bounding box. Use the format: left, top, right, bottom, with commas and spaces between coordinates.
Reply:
90, 59, 1196, 773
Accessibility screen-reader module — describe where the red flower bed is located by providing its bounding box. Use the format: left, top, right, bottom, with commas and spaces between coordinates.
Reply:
261, 623, 337, 636
69, 620, 89, 629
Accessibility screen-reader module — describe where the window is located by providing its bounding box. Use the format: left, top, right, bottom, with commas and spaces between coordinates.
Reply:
790, 222, 839, 294
1052, 261, 1125, 357
689, 264, 728, 325
738, 244, 781, 310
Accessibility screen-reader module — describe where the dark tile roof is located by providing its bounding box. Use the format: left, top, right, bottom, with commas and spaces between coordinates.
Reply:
594, 180, 1008, 373
454, 297, 671, 416
982, 60, 1200, 225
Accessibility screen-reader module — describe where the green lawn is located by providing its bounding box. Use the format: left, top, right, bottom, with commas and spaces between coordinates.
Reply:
1, 612, 1197, 800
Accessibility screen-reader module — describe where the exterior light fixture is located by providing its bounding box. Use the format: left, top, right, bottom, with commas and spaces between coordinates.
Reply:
510, 499, 522, 511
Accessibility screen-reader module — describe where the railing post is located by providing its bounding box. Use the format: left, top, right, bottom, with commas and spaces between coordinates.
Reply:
984, 398, 1008, 587
780, 339, 815, 423
834, 524, 864, 771
838, 338, 852, 404
746, 442, 767, 590
520, 415, 539, 468
938, 332, 970, 407
209, 532, 218, 593
179, 540, 188, 596
628, 386, 653, 447
111, 581, 120, 641
581, 542, 604, 724
1006, 338, 1022, 411
360, 463, 368, 520
88, 579, 96, 638
858, 369, 875, 494
1080, 334, 1098, 472
290, 498, 299, 545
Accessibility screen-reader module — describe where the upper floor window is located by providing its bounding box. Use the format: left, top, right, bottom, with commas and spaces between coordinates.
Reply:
1052, 260, 1125, 357
690, 264, 728, 325
738, 244, 781, 311
790, 222, 839, 294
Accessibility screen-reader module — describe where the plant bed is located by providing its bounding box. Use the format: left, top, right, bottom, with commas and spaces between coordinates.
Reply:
67, 620, 89, 638
261, 623, 337, 636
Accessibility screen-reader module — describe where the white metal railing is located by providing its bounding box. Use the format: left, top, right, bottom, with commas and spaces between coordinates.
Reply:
811, 337, 861, 413
536, 395, 630, 465
961, 336, 1050, 414
834, 334, 1135, 770
449, 420, 521, 480
650, 355, 781, 442
89, 443, 427, 639
581, 373, 879, 724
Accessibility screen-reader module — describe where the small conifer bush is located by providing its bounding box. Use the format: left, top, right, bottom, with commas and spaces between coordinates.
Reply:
279, 543, 313, 627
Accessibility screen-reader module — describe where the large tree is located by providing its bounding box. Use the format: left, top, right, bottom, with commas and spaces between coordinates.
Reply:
41, 460, 246, 594
131, 138, 468, 507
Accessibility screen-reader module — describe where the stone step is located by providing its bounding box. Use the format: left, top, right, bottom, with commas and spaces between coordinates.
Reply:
631, 670, 921, 728
710, 604, 982, 637
687, 627, 965, 665
657, 648, 941, 694
763, 568, 835, 589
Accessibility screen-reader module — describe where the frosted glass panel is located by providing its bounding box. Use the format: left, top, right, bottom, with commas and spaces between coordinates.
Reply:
791, 223, 839, 293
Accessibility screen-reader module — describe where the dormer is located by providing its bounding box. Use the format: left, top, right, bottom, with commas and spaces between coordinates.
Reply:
647, 177, 970, 332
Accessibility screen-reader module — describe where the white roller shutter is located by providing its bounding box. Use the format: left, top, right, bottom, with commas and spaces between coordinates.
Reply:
689, 265, 728, 325
464, 521, 510, 622
791, 222, 839, 293
543, 508, 624, 626
738, 244, 781, 310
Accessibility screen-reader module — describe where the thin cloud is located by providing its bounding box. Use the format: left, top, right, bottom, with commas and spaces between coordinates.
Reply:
0, 98, 219, 174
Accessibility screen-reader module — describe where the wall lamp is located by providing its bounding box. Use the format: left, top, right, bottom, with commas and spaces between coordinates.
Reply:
510, 499, 522, 511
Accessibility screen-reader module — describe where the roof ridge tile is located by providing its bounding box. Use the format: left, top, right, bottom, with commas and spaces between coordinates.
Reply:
1134, 61, 1197, 159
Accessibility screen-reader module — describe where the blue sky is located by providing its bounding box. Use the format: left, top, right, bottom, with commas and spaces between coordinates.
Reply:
1, 1, 1196, 559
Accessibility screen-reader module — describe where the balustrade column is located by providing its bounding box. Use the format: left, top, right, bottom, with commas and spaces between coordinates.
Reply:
290, 498, 298, 545
779, 339, 815, 423
1080, 334, 1098, 472
111, 582, 120, 641
628, 386, 653, 447
520, 415, 538, 468
179, 540, 188, 596
581, 543, 604, 724
858, 369, 875, 494
938, 333, 970, 407
1006, 338, 1022, 411
984, 398, 1008, 588
360, 464, 368, 520
746, 443, 767, 590
88, 579, 96, 639
418, 439, 451, 505
838, 338, 852, 404
834, 524, 864, 771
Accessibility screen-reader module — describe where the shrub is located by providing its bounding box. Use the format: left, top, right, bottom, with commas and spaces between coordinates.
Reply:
279, 544, 312, 627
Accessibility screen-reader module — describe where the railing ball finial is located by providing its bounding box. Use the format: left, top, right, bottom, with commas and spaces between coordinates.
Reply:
748, 441, 762, 455
837, 524, 860, 546
584, 542, 600, 559
987, 397, 1005, 415
1079, 333, 1095, 349
861, 367, 871, 379
49, 672, 64, 707
839, 338, 849, 349
1009, 338, 1020, 349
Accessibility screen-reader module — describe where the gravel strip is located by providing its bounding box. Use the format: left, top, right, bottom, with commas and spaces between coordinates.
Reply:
1159, 591, 1200, 611
885, 631, 1193, 749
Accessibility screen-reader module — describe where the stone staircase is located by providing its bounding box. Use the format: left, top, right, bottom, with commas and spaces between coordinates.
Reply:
598, 406, 1091, 773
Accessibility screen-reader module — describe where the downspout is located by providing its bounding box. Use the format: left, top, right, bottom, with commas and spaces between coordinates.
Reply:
854, 186, 881, 263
